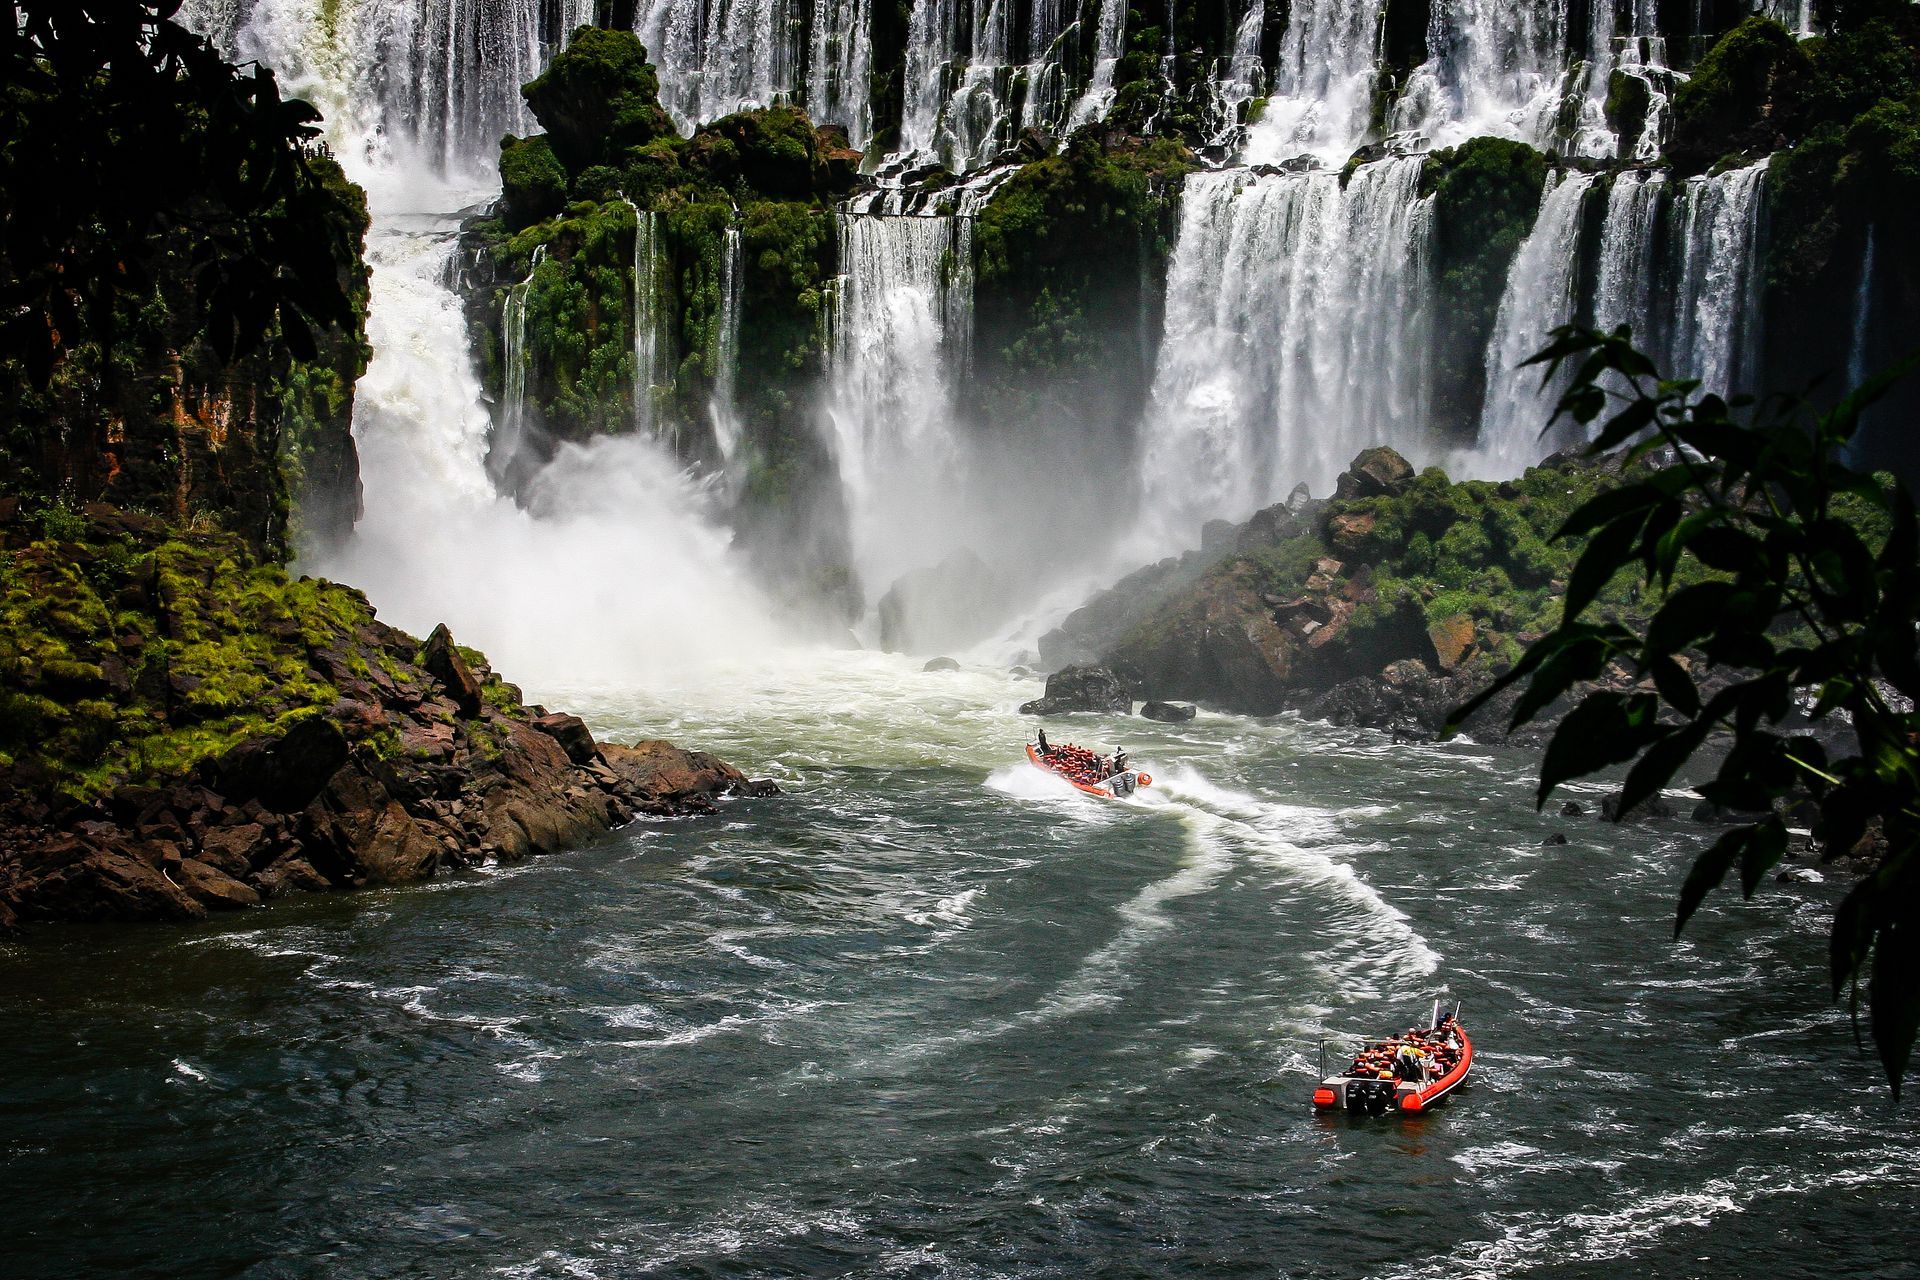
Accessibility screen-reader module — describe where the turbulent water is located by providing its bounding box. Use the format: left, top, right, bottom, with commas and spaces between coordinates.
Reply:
5, 657, 1914, 1278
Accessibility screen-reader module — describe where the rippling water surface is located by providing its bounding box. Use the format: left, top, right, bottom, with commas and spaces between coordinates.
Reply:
2, 655, 1912, 1278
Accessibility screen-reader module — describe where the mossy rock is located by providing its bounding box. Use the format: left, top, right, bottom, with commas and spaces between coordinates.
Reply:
522, 25, 675, 173
500, 134, 568, 231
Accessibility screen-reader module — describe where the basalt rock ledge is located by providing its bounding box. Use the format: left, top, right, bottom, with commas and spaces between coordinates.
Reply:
0, 504, 772, 929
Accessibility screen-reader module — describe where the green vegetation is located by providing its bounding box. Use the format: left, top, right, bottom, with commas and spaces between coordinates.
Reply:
1454, 326, 1920, 1095
0, 509, 520, 801
466, 27, 852, 471
1421, 137, 1552, 444
972, 133, 1195, 397
0, 1, 373, 558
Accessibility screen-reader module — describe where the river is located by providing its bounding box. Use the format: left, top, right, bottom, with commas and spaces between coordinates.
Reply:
3, 654, 1912, 1278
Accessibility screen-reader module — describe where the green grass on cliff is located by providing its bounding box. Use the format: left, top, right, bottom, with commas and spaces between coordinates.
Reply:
0, 510, 516, 804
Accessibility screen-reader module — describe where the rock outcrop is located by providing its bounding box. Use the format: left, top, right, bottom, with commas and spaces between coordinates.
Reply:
1018, 665, 1134, 716
877, 550, 1015, 655
1050, 447, 1658, 735
0, 507, 767, 928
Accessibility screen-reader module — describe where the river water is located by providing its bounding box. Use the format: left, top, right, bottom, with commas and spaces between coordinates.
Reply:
2, 655, 1913, 1278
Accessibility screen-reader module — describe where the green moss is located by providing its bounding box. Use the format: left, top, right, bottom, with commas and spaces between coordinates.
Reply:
500, 134, 568, 232
970, 133, 1196, 435
1421, 138, 1551, 444
1671, 16, 1810, 174
521, 26, 673, 173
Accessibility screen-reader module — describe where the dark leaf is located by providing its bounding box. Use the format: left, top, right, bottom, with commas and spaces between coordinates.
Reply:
1737, 816, 1788, 897
1869, 913, 1920, 1099
1537, 692, 1659, 807
1676, 827, 1750, 937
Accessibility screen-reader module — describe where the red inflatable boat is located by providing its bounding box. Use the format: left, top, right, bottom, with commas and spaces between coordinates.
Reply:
1025, 740, 1152, 799
1312, 1001, 1473, 1116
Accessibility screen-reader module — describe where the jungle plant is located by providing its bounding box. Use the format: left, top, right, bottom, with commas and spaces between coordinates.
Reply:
1451, 326, 1920, 1095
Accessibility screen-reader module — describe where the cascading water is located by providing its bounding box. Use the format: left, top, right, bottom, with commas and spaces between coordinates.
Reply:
195, 0, 776, 690
807, 0, 876, 147
1667, 160, 1769, 399
710, 225, 746, 467
1067, 0, 1130, 134
1849, 225, 1877, 392
1391, 0, 1573, 152
1473, 171, 1597, 476
1241, 0, 1386, 164
1593, 170, 1667, 344
492, 244, 547, 489
220, 0, 592, 175
823, 208, 978, 595
1202, 3, 1267, 148
638, 0, 798, 134
1134, 159, 1436, 543
629, 203, 676, 442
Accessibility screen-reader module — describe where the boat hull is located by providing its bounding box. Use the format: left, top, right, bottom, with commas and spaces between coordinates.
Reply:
1025, 742, 1146, 799
1313, 1027, 1473, 1115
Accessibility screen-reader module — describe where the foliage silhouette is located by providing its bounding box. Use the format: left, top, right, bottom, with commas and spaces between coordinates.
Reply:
1, 0, 357, 386
1450, 326, 1920, 1096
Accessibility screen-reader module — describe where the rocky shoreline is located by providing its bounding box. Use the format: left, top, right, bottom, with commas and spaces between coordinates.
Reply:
1029, 447, 1718, 744
0, 505, 769, 929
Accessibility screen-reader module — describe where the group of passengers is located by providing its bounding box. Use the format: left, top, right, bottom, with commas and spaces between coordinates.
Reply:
1034, 730, 1126, 786
1346, 1013, 1464, 1084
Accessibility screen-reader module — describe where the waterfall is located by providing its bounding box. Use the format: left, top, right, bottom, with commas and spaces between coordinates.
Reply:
493, 245, 548, 487
900, 0, 1077, 172
225, 0, 593, 176
1765, 1, 1816, 37
807, 0, 876, 147
710, 225, 746, 466
1203, 3, 1268, 148
1067, 0, 1129, 134
1474, 171, 1597, 476
1135, 158, 1436, 543
1668, 160, 1768, 398
627, 202, 676, 443
1241, 0, 1386, 164
824, 209, 976, 593
1593, 170, 1666, 343
1849, 225, 1877, 392
638, 0, 798, 133
1390, 0, 1574, 153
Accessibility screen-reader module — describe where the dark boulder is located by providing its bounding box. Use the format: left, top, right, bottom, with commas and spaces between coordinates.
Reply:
421, 622, 484, 717
213, 716, 349, 814
1140, 700, 1197, 723
1333, 447, 1415, 500
531, 712, 599, 764
1600, 789, 1676, 822
1018, 665, 1133, 716
1237, 502, 1300, 551
923, 656, 961, 672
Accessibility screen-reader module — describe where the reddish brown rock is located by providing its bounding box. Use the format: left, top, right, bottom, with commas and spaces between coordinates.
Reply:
1429, 614, 1477, 672
420, 622, 484, 718
178, 858, 262, 910
531, 712, 598, 764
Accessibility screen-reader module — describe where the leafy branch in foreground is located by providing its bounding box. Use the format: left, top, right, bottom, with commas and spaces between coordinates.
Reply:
1449, 326, 1920, 1096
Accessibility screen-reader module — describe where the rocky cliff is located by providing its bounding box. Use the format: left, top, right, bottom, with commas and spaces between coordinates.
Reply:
0, 503, 767, 927
1045, 446, 1738, 739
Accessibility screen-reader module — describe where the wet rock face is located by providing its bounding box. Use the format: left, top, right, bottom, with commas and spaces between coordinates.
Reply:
1018, 665, 1134, 716
1333, 447, 1415, 500
0, 512, 769, 928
